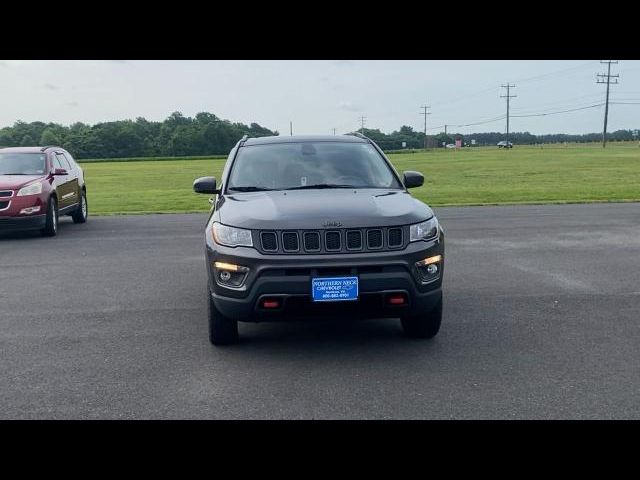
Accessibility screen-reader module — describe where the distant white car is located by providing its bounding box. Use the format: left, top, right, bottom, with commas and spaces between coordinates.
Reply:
445, 144, 456, 149
497, 141, 513, 148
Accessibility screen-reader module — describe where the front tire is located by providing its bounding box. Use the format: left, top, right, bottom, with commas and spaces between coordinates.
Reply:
208, 289, 239, 345
401, 295, 443, 339
41, 197, 58, 237
72, 190, 88, 224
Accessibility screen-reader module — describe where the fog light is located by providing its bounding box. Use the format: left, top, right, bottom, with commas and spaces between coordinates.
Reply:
20, 206, 41, 215
415, 254, 442, 284
416, 255, 442, 266
214, 261, 248, 272
214, 261, 249, 288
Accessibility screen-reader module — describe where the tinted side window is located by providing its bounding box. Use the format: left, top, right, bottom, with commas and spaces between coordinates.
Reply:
56, 153, 72, 171
64, 151, 77, 168
52, 154, 63, 170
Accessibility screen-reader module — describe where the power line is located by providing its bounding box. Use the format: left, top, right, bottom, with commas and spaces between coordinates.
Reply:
511, 92, 604, 113
514, 61, 599, 85
450, 114, 507, 128
429, 61, 598, 111
597, 60, 619, 148
511, 103, 604, 117
500, 84, 516, 144
419, 104, 431, 149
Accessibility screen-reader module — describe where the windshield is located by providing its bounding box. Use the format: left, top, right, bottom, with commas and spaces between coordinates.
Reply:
0, 153, 47, 175
227, 142, 402, 191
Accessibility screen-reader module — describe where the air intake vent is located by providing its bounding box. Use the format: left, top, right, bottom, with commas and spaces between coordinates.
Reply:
367, 229, 383, 249
261, 232, 278, 251
325, 231, 341, 251
282, 232, 299, 252
388, 228, 403, 247
304, 232, 320, 252
346, 230, 362, 250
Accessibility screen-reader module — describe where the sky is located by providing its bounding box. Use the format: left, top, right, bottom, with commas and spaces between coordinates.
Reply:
0, 60, 639, 136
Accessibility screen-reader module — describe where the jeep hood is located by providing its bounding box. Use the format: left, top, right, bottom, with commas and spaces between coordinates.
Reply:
218, 189, 434, 229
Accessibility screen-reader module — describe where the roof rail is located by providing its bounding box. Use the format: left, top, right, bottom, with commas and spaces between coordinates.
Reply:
238, 134, 249, 146
40, 145, 61, 152
348, 132, 371, 142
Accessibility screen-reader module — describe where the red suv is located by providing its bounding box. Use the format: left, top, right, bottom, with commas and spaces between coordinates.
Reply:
0, 146, 88, 236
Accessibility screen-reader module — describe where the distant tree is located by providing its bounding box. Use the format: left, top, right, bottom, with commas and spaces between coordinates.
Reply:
20, 134, 35, 146
40, 127, 63, 146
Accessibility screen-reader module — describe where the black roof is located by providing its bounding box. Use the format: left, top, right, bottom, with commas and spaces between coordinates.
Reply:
243, 134, 367, 146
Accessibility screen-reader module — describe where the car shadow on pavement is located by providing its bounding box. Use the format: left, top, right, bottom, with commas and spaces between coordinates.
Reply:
0, 217, 73, 241
234, 316, 440, 350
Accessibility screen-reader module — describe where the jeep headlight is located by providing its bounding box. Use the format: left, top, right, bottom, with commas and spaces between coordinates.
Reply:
409, 217, 439, 242
17, 182, 43, 196
212, 222, 253, 247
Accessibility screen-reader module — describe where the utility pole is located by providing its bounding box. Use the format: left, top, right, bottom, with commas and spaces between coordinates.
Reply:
290, 121, 293, 136
500, 84, 516, 145
332, 128, 337, 135
420, 104, 431, 149
359, 116, 366, 133
597, 60, 619, 148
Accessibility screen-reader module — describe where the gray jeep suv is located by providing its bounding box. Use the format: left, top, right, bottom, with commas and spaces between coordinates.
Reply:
194, 134, 444, 345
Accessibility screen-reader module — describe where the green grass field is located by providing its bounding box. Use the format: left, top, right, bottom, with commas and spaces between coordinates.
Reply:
81, 142, 640, 215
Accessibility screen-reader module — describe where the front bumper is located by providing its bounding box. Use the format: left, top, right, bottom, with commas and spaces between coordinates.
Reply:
206, 230, 444, 321
0, 214, 46, 232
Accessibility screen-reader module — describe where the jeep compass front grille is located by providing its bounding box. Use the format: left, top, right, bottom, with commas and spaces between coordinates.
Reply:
0, 191, 13, 198
282, 232, 299, 252
303, 232, 320, 251
367, 229, 383, 249
257, 226, 408, 254
346, 230, 362, 250
388, 228, 403, 247
260, 232, 278, 251
325, 231, 341, 251
0, 201, 9, 210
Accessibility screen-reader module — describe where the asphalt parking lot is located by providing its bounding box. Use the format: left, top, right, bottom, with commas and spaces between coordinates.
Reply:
1, 203, 640, 419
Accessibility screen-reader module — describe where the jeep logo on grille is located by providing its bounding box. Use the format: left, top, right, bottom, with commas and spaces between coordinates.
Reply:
323, 221, 343, 228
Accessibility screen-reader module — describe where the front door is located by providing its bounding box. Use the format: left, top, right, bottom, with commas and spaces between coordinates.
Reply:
52, 152, 74, 210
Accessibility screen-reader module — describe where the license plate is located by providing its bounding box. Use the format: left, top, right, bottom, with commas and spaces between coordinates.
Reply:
311, 276, 359, 302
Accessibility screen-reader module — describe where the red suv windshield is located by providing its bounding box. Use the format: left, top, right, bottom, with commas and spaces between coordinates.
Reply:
0, 153, 47, 175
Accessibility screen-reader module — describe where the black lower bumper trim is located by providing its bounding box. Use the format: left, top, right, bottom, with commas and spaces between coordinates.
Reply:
213, 287, 442, 322
0, 214, 46, 232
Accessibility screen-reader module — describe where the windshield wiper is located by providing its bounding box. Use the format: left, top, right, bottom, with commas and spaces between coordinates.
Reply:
227, 186, 277, 192
285, 184, 357, 190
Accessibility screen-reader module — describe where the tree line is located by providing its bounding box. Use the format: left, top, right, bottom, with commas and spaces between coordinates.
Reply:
360, 126, 639, 149
0, 112, 637, 159
0, 112, 278, 159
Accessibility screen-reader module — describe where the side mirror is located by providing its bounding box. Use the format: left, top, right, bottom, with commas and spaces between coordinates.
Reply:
193, 176, 218, 194
403, 171, 424, 189
53, 168, 68, 176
